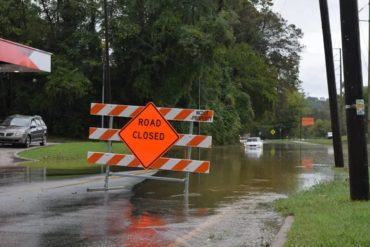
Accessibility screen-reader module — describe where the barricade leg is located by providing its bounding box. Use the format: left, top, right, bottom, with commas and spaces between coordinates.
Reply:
184, 121, 194, 197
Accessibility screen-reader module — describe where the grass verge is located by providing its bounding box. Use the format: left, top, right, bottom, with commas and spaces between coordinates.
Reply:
274, 175, 370, 247
303, 136, 348, 145
18, 142, 129, 176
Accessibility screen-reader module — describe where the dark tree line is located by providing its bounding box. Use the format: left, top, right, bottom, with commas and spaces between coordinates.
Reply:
0, 0, 303, 143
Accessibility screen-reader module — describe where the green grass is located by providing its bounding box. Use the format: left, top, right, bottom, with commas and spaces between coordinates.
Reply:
303, 136, 348, 145
274, 175, 370, 247
18, 142, 129, 175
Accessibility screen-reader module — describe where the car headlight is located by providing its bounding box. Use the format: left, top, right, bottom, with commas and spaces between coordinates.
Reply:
14, 131, 24, 136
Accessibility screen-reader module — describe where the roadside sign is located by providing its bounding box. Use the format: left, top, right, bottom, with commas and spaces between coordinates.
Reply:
118, 102, 180, 168
301, 117, 315, 126
270, 129, 276, 135
356, 99, 365, 116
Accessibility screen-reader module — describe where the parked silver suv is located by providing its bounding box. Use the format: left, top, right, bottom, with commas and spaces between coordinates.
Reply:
0, 115, 47, 148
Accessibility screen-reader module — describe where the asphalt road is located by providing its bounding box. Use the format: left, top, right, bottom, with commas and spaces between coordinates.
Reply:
0, 144, 29, 166
0, 167, 156, 247
0, 143, 163, 247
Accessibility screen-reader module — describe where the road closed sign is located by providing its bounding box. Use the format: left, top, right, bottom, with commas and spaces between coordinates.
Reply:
118, 102, 180, 168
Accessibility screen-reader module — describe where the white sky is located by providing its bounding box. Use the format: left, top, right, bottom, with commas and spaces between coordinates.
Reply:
272, 0, 369, 98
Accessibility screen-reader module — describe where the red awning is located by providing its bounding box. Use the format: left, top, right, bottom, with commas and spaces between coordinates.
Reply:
0, 38, 51, 73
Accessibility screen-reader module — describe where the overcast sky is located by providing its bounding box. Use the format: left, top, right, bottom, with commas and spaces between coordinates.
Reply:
272, 0, 369, 98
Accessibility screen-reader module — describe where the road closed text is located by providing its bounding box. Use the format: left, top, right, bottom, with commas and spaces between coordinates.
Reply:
133, 118, 165, 140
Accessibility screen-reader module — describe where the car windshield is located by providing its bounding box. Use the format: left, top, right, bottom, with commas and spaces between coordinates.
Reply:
1, 117, 30, 127
247, 138, 259, 142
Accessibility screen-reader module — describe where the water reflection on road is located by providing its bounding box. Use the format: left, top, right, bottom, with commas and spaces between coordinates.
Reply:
0, 141, 340, 246
124, 141, 338, 246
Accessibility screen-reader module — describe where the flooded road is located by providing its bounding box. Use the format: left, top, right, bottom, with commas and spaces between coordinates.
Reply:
0, 141, 340, 246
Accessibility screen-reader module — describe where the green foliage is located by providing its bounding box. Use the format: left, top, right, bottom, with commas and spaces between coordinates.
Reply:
0, 0, 303, 144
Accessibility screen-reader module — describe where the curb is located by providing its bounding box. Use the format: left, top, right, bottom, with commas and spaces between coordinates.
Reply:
269, 215, 294, 247
14, 142, 59, 164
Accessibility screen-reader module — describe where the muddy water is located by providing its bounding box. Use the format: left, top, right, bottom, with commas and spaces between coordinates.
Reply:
121, 141, 337, 246
0, 141, 339, 247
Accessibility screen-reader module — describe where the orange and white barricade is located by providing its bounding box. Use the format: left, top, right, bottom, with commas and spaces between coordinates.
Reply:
87, 102, 213, 192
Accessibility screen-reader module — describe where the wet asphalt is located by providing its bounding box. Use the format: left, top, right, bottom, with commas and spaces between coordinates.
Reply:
0, 169, 156, 247
0, 142, 340, 246
0, 144, 28, 166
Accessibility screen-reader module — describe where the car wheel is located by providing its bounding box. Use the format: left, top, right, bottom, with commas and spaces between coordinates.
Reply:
24, 135, 31, 148
40, 134, 47, 146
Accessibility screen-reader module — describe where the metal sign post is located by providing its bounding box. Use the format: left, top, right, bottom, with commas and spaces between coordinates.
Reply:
104, 116, 113, 190
185, 121, 194, 197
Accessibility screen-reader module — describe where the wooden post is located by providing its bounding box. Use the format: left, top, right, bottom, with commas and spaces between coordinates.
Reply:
318, 0, 344, 167
339, 0, 369, 200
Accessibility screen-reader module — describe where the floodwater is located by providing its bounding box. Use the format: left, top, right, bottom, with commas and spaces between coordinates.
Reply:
0, 141, 340, 247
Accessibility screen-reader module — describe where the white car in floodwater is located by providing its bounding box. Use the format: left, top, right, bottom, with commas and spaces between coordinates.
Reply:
244, 137, 263, 148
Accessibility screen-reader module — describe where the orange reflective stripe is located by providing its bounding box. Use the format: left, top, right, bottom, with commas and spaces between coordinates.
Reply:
109, 105, 127, 116
100, 129, 117, 140
159, 108, 171, 116
107, 154, 124, 166
188, 135, 206, 147
87, 152, 104, 164
194, 162, 210, 173
91, 103, 105, 115
130, 107, 144, 117
150, 157, 170, 169
89, 127, 97, 136
174, 109, 193, 120
172, 160, 191, 171
128, 158, 141, 167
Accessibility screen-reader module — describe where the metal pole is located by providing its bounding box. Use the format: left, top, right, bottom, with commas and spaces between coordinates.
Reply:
319, 0, 344, 167
104, 116, 113, 190
368, 1, 370, 143
103, 0, 111, 104
101, 46, 105, 128
103, 0, 111, 176
184, 122, 194, 196
339, 0, 369, 200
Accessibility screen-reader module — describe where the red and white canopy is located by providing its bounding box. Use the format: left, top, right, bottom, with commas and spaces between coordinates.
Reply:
0, 38, 51, 73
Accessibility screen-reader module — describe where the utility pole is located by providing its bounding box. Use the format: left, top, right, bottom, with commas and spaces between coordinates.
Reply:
368, 1, 370, 144
319, 0, 344, 167
103, 0, 111, 104
339, 0, 369, 200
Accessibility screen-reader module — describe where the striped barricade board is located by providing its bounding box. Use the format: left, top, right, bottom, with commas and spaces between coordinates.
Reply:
88, 102, 213, 174
87, 152, 210, 174
89, 127, 212, 148
90, 103, 214, 122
